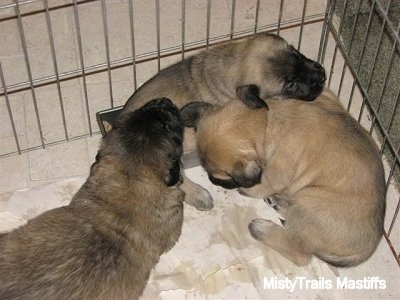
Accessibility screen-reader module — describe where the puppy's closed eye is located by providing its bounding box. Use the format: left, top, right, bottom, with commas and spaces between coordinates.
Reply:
230, 160, 262, 188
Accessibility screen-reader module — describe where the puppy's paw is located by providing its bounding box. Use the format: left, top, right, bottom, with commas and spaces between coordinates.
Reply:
248, 219, 274, 241
186, 185, 214, 211
181, 176, 214, 211
263, 195, 289, 217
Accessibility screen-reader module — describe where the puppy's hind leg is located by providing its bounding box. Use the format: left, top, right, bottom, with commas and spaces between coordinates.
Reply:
181, 176, 214, 211
249, 219, 311, 266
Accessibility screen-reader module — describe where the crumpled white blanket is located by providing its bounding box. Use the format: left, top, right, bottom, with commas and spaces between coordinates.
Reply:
0, 166, 398, 299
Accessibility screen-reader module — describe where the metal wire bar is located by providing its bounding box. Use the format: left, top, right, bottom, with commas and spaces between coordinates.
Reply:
355, 2, 397, 121
365, 0, 392, 95
384, 143, 400, 237
156, 0, 161, 71
368, 21, 400, 132
318, 0, 335, 63
0, 0, 40, 10
372, 0, 400, 46
43, 0, 69, 141
206, 0, 211, 48
379, 91, 400, 150
0, 0, 98, 22
297, 0, 307, 51
0, 131, 102, 159
277, 0, 284, 36
254, 0, 260, 34
229, 0, 236, 40
336, 0, 363, 100
383, 232, 400, 266
0, 62, 21, 154
15, 0, 45, 149
327, 0, 349, 89
181, 0, 186, 59
73, 0, 92, 136
100, 0, 114, 107
0, 14, 325, 99
326, 15, 400, 167
346, 1, 377, 112
388, 195, 400, 236
128, 0, 137, 90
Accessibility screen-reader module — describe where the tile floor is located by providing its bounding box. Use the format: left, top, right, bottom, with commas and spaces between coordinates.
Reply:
0, 0, 328, 192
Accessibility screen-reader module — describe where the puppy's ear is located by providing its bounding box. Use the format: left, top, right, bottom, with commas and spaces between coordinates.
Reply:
164, 160, 181, 186
230, 160, 262, 188
180, 102, 213, 128
237, 85, 269, 110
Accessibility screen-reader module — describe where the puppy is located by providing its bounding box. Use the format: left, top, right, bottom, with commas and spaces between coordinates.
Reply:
181, 86, 386, 267
0, 98, 185, 300
122, 33, 326, 115
118, 33, 326, 212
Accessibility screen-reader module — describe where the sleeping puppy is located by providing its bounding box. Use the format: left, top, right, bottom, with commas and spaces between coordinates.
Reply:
117, 33, 326, 212
180, 86, 386, 267
0, 98, 185, 300
122, 33, 326, 115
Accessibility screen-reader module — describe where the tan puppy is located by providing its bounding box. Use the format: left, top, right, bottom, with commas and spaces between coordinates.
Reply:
0, 98, 185, 300
181, 86, 386, 267
113, 33, 326, 212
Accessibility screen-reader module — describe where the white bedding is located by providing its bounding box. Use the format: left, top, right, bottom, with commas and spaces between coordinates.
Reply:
0, 166, 398, 299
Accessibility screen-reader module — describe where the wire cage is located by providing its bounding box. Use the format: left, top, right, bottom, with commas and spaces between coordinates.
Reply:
0, 0, 399, 269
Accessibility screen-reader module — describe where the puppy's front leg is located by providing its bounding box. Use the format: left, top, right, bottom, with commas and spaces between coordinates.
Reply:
238, 183, 273, 199
181, 176, 214, 211
238, 184, 267, 198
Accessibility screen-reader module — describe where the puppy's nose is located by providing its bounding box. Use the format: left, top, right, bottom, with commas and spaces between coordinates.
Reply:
311, 62, 326, 85
318, 69, 326, 85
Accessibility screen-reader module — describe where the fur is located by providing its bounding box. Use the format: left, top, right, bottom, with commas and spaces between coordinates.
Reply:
0, 98, 185, 299
117, 33, 326, 212
181, 88, 386, 267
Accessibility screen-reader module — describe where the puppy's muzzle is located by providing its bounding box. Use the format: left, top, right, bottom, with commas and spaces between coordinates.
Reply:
208, 174, 242, 190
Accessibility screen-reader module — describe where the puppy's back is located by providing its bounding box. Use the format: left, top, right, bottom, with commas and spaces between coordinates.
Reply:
271, 91, 385, 264
0, 205, 148, 300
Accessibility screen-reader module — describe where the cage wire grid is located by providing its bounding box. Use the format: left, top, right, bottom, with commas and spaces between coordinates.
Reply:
0, 0, 399, 266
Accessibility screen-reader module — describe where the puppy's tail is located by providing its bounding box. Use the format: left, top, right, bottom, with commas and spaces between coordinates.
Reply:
316, 253, 371, 268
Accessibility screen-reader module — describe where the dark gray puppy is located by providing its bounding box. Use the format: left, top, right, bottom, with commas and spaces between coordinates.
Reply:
0, 98, 185, 300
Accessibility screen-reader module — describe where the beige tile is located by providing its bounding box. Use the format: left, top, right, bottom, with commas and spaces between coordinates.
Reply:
0, 135, 26, 158
278, 21, 323, 60
0, 92, 25, 138
23, 81, 91, 148
0, 153, 29, 193
296, 22, 325, 58
0, 55, 29, 87
109, 69, 135, 107
27, 139, 89, 181
305, 0, 328, 16
104, 1, 134, 62
72, 2, 107, 68
0, 18, 21, 57
0, 6, 77, 91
